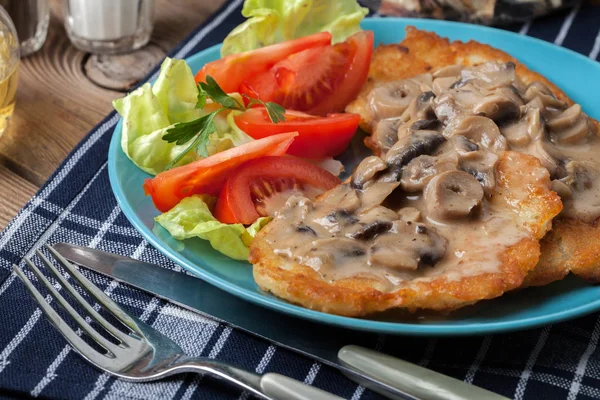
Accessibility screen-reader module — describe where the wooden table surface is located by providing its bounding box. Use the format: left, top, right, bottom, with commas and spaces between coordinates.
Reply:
0, 0, 226, 229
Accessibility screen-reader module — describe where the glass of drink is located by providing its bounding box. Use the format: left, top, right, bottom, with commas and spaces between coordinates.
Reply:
0, 5, 19, 138
1, 0, 50, 57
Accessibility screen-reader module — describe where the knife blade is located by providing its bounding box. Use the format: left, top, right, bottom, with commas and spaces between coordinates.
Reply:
54, 243, 508, 400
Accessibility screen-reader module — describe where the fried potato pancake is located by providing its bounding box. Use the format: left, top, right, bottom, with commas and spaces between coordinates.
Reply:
250, 151, 561, 316
345, 27, 600, 288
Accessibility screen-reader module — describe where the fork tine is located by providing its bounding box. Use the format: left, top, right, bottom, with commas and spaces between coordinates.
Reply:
36, 250, 134, 346
45, 245, 143, 336
13, 264, 113, 368
23, 256, 123, 357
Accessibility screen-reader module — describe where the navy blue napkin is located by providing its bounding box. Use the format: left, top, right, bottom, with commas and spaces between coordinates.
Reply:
1, 1, 600, 399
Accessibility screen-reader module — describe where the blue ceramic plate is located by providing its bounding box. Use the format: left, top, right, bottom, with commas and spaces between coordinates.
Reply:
108, 18, 600, 335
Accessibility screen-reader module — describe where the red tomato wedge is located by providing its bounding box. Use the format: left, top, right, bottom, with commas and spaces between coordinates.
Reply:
214, 156, 340, 224
194, 32, 332, 94
143, 132, 298, 212
234, 109, 360, 158
240, 31, 374, 115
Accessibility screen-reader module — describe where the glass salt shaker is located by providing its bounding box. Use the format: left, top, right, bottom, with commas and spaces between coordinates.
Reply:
0, 0, 49, 56
63, 0, 155, 54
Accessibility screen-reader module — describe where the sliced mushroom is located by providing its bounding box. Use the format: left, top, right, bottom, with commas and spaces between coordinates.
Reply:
368, 80, 422, 120
411, 118, 441, 131
372, 117, 402, 154
565, 160, 595, 192
548, 104, 582, 131
347, 205, 398, 236
528, 141, 559, 176
433, 92, 460, 124
411, 73, 434, 92
400, 154, 458, 192
424, 170, 484, 220
358, 180, 401, 210
459, 151, 499, 192
449, 82, 486, 110
522, 81, 554, 101
452, 135, 480, 155
432, 77, 458, 96
522, 82, 567, 112
385, 130, 446, 174
319, 185, 361, 214
547, 104, 590, 145
444, 115, 507, 153
500, 107, 544, 148
433, 65, 462, 78
348, 221, 393, 240
460, 62, 516, 90
472, 92, 521, 123
369, 221, 447, 271
551, 179, 573, 199
303, 238, 368, 269
397, 207, 422, 222
524, 90, 567, 112
352, 156, 387, 189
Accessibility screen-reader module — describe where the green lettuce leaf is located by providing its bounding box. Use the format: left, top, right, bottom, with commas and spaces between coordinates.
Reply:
154, 195, 271, 261
221, 0, 369, 56
114, 83, 196, 175
207, 111, 254, 154
152, 58, 205, 123
113, 58, 243, 175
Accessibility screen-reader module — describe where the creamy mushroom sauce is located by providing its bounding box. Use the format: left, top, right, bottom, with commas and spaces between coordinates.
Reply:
261, 62, 600, 289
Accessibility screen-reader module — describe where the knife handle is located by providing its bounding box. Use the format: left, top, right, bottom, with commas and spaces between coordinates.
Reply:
260, 373, 344, 400
338, 345, 509, 400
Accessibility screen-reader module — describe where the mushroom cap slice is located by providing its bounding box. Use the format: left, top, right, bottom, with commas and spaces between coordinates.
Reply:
472, 90, 521, 124
400, 154, 459, 192
368, 221, 447, 271
372, 117, 403, 155
548, 104, 590, 145
424, 170, 484, 220
352, 156, 387, 189
368, 79, 422, 120
445, 115, 507, 153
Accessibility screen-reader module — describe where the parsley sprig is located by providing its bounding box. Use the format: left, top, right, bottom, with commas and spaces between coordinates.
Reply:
162, 76, 285, 170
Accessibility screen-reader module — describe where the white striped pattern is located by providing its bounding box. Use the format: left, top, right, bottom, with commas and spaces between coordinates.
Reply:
514, 326, 551, 400
554, 3, 580, 46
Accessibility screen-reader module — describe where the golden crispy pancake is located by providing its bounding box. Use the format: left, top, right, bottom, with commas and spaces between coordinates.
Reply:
345, 27, 600, 288
250, 151, 561, 316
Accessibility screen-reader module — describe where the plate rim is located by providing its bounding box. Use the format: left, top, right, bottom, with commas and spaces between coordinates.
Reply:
108, 17, 600, 336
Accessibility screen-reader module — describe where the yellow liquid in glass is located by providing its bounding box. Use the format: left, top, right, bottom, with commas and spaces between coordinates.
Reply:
0, 29, 19, 137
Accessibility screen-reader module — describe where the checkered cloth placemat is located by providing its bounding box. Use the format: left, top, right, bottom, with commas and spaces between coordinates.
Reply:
2, 1, 600, 399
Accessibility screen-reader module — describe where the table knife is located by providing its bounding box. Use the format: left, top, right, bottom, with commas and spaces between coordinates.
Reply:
54, 243, 508, 400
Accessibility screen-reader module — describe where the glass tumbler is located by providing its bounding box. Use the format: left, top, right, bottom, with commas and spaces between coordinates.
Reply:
0, 5, 19, 138
63, 0, 155, 54
0, 0, 49, 56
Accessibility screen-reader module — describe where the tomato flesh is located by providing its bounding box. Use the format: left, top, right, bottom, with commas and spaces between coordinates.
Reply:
214, 156, 340, 224
234, 108, 360, 158
194, 32, 332, 94
240, 31, 374, 115
143, 132, 298, 212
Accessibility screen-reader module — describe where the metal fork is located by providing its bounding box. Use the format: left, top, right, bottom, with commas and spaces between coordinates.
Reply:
13, 246, 343, 400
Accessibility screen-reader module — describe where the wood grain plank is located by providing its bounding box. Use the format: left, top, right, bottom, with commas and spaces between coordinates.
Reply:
0, 0, 226, 187
0, 165, 37, 229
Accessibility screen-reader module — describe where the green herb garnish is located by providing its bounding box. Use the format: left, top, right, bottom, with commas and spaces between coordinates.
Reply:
163, 76, 285, 170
